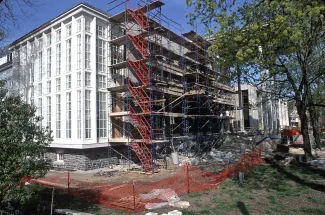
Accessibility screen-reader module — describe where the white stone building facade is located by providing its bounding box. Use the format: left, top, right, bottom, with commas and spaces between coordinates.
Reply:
233, 84, 289, 132
0, 3, 118, 170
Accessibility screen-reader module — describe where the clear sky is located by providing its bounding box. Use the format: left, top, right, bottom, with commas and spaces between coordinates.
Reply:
6, 0, 204, 44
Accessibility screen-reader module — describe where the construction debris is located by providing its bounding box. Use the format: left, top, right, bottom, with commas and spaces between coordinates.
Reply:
145, 212, 159, 215
145, 202, 170, 210
173, 201, 190, 209
140, 189, 180, 203
167, 210, 183, 215
54, 209, 94, 215
310, 160, 325, 169
140, 189, 190, 210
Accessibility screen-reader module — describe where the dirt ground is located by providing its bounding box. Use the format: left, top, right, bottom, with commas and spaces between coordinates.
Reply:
45, 163, 182, 186
43, 135, 278, 187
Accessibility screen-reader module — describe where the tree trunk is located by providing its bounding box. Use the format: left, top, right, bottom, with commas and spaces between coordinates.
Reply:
296, 100, 313, 160
309, 106, 321, 149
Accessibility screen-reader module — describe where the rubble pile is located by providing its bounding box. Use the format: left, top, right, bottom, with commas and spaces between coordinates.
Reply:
141, 189, 190, 211
173, 135, 260, 171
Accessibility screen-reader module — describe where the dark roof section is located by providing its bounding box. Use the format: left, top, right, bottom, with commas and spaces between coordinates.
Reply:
9, 2, 110, 48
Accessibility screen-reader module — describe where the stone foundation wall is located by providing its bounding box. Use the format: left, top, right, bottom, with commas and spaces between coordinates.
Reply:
45, 146, 127, 171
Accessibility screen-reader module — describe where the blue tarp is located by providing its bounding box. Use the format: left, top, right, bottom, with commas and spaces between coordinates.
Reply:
256, 136, 281, 146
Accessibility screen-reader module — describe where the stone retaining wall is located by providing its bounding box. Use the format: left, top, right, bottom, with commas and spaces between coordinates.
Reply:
45, 146, 127, 170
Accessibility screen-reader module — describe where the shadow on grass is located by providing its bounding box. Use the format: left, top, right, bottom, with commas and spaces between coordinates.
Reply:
241, 164, 325, 193
21, 185, 101, 215
237, 201, 250, 215
292, 163, 325, 177
273, 164, 325, 193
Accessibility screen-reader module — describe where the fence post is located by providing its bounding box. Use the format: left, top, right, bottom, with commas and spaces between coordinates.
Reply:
259, 145, 263, 164
67, 171, 70, 194
133, 183, 136, 211
186, 164, 190, 194
50, 187, 55, 215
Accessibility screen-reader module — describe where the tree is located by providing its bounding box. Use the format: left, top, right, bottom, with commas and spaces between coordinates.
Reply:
309, 79, 325, 149
0, 0, 39, 43
186, 0, 325, 158
0, 81, 52, 203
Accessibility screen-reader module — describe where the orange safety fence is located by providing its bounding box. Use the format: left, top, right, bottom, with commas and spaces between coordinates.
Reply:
30, 147, 263, 212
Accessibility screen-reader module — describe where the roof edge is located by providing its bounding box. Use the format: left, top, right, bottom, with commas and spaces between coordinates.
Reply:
9, 2, 109, 48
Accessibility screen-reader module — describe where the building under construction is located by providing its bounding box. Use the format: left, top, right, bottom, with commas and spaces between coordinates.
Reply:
107, 0, 236, 172
0, 0, 236, 171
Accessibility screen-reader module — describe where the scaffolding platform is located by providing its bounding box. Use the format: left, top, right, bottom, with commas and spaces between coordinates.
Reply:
106, 0, 236, 173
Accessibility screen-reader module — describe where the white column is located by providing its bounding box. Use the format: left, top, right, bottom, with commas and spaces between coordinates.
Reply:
62, 22, 67, 140
81, 16, 85, 141
91, 16, 97, 142
71, 15, 77, 142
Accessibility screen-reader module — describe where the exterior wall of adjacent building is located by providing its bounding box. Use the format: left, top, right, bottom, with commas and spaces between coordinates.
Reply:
233, 84, 259, 130
233, 84, 289, 132
0, 53, 13, 89
289, 109, 300, 128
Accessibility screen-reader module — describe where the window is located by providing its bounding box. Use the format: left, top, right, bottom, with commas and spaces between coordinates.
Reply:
66, 92, 71, 138
66, 39, 71, 72
85, 72, 91, 86
46, 81, 51, 94
77, 35, 81, 69
85, 35, 91, 69
97, 75, 106, 88
47, 48, 51, 78
31, 41, 36, 54
111, 45, 124, 64
31, 57, 35, 83
56, 94, 61, 138
38, 98, 42, 121
31, 86, 34, 98
46, 96, 51, 130
56, 78, 61, 91
57, 152, 64, 161
22, 46, 27, 58
66, 24, 71, 37
77, 90, 81, 139
96, 39, 106, 72
97, 92, 107, 138
66, 75, 71, 89
38, 83, 42, 96
77, 72, 81, 87
38, 51, 42, 80
56, 44, 61, 75
85, 90, 91, 138
56, 30, 61, 42
96, 25, 105, 37
85, 19, 91, 32
77, 19, 81, 33
30, 86, 34, 105
38, 38, 43, 51
47, 33, 51, 47
22, 46, 27, 67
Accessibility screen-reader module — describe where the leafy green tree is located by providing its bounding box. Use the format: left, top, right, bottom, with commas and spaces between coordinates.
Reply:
0, 81, 52, 203
186, 0, 325, 158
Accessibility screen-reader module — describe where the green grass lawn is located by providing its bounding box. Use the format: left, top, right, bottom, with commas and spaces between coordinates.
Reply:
177, 164, 325, 215
7, 164, 325, 215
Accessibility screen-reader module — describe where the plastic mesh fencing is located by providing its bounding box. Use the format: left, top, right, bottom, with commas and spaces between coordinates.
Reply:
31, 147, 263, 212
